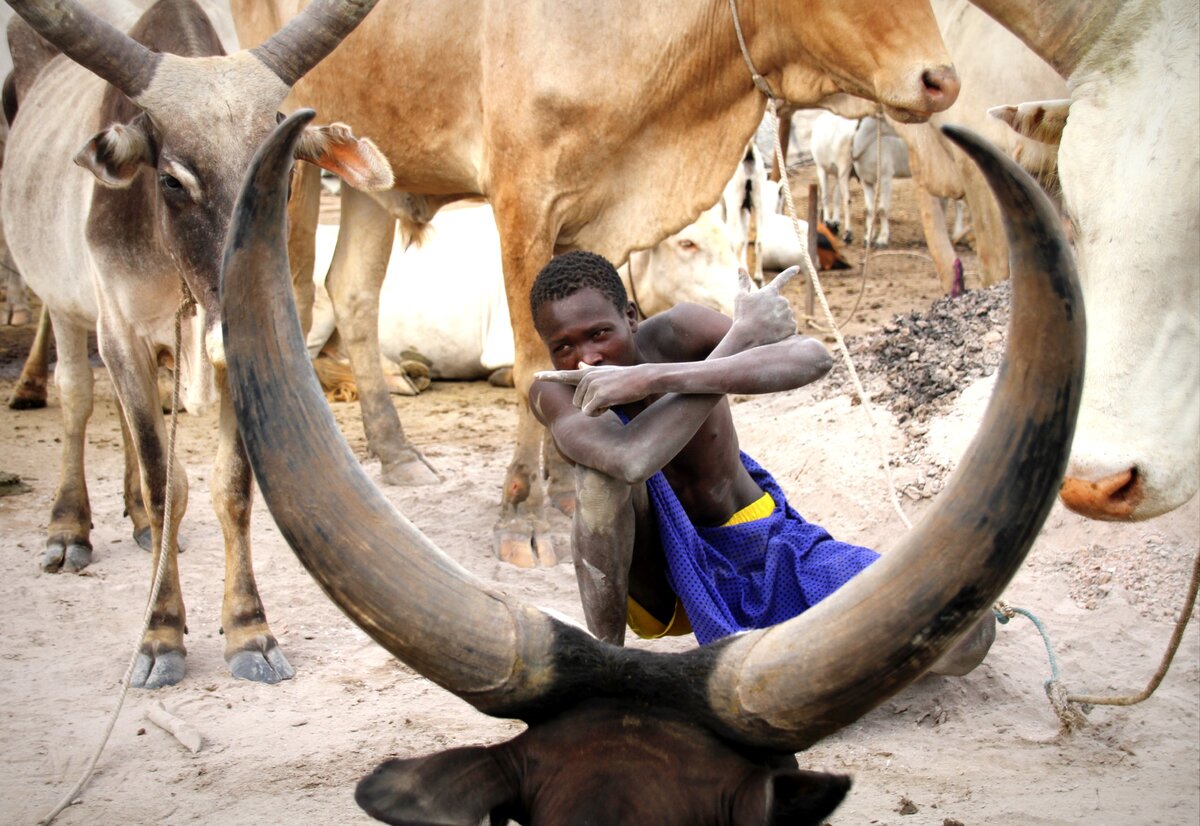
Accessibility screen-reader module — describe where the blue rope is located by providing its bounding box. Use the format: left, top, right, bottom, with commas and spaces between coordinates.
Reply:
994, 603, 1061, 682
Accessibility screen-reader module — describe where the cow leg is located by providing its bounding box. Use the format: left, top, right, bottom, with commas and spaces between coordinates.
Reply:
815, 166, 833, 227
543, 428, 575, 518
212, 375, 293, 683
287, 161, 322, 338
915, 186, 958, 292
875, 173, 893, 247
327, 187, 437, 486
100, 325, 189, 688
41, 315, 94, 573
3, 263, 31, 326
960, 166, 1010, 286
862, 180, 878, 247
837, 167, 853, 242
8, 304, 51, 410
116, 396, 153, 551
492, 203, 557, 568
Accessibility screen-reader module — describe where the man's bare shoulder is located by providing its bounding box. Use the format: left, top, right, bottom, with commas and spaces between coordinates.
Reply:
637, 303, 732, 363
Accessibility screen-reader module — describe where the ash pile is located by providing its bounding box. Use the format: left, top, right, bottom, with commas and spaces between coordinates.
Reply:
813, 280, 1012, 430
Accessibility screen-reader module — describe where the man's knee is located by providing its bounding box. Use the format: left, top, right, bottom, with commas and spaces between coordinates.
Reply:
573, 467, 635, 536
929, 611, 996, 677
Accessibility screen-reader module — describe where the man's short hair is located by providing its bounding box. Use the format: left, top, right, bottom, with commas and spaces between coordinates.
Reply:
530, 251, 628, 321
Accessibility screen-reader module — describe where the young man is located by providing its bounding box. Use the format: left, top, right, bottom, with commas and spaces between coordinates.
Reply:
530, 251, 993, 673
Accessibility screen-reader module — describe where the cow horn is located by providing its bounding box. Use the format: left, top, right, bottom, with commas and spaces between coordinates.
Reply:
221, 109, 566, 711
703, 123, 1085, 750
223, 116, 1083, 749
5, 0, 160, 98
249, 0, 380, 88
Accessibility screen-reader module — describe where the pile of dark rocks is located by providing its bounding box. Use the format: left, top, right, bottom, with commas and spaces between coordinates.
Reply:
813, 280, 1012, 428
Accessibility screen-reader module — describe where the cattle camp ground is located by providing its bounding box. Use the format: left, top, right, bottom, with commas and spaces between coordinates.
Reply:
2, 157, 1197, 824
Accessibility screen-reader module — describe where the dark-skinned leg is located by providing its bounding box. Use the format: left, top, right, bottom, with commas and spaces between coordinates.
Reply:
571, 466, 637, 645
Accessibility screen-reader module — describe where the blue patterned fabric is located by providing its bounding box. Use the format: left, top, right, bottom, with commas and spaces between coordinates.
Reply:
642, 451, 879, 645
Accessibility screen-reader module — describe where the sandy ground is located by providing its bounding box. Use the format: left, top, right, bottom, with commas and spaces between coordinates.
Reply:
1, 176, 1197, 825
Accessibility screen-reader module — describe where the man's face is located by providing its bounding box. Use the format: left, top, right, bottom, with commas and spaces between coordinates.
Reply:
534, 288, 638, 371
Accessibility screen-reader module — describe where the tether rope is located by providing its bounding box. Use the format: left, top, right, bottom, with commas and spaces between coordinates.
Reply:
39, 282, 197, 825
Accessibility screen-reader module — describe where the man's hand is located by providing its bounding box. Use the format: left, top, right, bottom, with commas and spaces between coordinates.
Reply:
534, 362, 658, 416
728, 265, 804, 349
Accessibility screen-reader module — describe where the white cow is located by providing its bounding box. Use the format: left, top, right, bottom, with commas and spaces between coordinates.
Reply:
714, 142, 768, 286
308, 204, 741, 386
809, 111, 858, 241
978, 0, 1199, 521
851, 115, 910, 247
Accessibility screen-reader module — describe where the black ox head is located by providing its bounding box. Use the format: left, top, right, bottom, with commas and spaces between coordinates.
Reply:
220, 111, 1084, 825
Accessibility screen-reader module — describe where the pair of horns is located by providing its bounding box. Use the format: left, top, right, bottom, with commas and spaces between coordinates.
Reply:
221, 109, 1084, 751
6, 0, 378, 97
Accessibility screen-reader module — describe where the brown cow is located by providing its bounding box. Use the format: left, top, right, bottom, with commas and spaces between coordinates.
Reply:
230, 0, 962, 568
220, 111, 1083, 824
1, 0, 385, 687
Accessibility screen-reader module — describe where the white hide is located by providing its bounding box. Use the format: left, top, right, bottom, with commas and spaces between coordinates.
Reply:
308, 205, 741, 380
809, 112, 858, 239
716, 143, 768, 285
992, 0, 1200, 518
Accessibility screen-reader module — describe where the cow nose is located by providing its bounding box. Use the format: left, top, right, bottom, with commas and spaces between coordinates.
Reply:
920, 64, 960, 111
1059, 468, 1143, 521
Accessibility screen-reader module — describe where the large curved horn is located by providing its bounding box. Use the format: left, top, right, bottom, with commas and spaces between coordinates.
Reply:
223, 115, 1083, 750
221, 109, 570, 712
6, 0, 160, 98
249, 0, 380, 88
704, 123, 1085, 750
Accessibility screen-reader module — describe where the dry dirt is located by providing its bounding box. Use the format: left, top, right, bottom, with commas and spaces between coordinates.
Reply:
1, 176, 1197, 826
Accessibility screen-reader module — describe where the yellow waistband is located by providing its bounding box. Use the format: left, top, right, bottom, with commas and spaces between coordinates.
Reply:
722, 490, 775, 526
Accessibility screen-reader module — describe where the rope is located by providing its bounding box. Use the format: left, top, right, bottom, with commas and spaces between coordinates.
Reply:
764, 96, 913, 530
1066, 545, 1200, 707
39, 281, 197, 825
994, 544, 1200, 733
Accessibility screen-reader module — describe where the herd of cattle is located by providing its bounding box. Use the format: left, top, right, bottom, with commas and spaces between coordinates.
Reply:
0, 0, 1195, 822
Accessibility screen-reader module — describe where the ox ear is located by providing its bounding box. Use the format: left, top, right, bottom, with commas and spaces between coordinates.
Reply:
74, 113, 155, 188
988, 99, 1071, 147
732, 768, 851, 826
356, 747, 518, 826
296, 122, 395, 193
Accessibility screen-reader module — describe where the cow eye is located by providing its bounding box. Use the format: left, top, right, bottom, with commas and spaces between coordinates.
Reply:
159, 173, 183, 192
678, 239, 697, 251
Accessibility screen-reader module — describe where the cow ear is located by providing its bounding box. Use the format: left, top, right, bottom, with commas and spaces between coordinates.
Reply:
988, 99, 1070, 146
355, 746, 518, 826
732, 767, 851, 826
296, 122, 394, 192
74, 112, 156, 188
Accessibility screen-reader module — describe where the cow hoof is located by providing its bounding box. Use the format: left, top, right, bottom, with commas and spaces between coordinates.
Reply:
380, 456, 439, 487
228, 645, 295, 684
134, 526, 153, 552
495, 526, 559, 568
487, 367, 515, 388
7, 385, 48, 410
42, 539, 91, 573
132, 650, 186, 689
496, 530, 537, 568
41, 543, 66, 573
62, 544, 94, 573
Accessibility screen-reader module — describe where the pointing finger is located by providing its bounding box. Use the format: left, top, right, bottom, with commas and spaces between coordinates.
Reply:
534, 369, 585, 385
